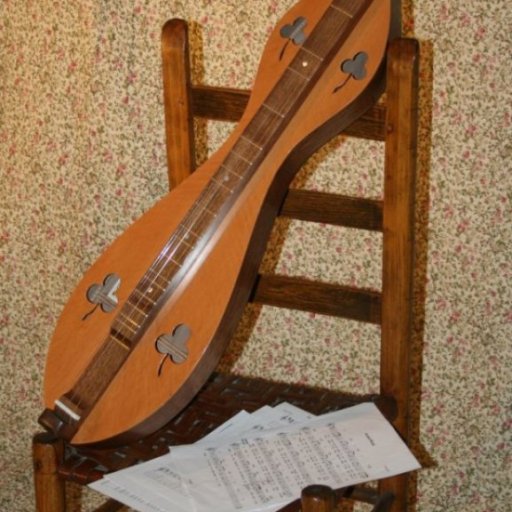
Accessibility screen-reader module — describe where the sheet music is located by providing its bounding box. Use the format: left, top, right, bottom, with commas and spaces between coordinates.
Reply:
91, 478, 171, 512
90, 403, 419, 512
91, 404, 313, 511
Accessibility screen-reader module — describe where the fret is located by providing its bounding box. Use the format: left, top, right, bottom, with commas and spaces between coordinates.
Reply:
184, 206, 218, 243
109, 329, 131, 351
145, 265, 163, 278
177, 222, 201, 246
332, 0, 364, 16
245, 107, 286, 147
146, 181, 231, 291
178, 233, 196, 247
286, 63, 312, 81
212, 174, 236, 194
145, 266, 170, 290
201, 180, 231, 213
111, 317, 138, 336
145, 278, 166, 293
300, 45, 324, 61
203, 204, 216, 216
288, 47, 323, 79
223, 151, 252, 177
230, 147, 253, 165
330, 3, 353, 17
130, 287, 157, 308
73, 337, 132, 405
214, 165, 243, 190
239, 134, 263, 153
220, 161, 243, 179
167, 253, 184, 268
181, 229, 198, 243
129, 288, 159, 316
135, 277, 165, 309
179, 208, 212, 243
262, 102, 285, 119
302, 8, 351, 58
114, 315, 142, 336
234, 136, 263, 163
125, 300, 151, 317
264, 67, 309, 117
173, 221, 201, 247
117, 309, 145, 329
162, 240, 192, 272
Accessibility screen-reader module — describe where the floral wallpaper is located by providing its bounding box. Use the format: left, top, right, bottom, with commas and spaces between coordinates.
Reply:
0, 1, 511, 511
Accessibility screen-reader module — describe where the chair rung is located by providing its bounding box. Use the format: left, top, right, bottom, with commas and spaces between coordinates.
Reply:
192, 84, 250, 122
280, 189, 383, 230
191, 85, 386, 140
252, 274, 381, 324
346, 487, 395, 511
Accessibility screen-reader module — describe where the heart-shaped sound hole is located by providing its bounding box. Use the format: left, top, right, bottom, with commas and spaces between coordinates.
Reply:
156, 324, 191, 370
85, 273, 121, 315
280, 16, 307, 45
333, 52, 369, 94
279, 16, 307, 60
341, 51, 368, 80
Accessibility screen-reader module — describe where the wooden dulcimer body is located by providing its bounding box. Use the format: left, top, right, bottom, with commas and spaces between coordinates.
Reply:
40, 0, 399, 446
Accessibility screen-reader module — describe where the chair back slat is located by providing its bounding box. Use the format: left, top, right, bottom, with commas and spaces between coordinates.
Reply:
252, 275, 381, 324
190, 85, 386, 141
281, 190, 383, 231
191, 85, 250, 122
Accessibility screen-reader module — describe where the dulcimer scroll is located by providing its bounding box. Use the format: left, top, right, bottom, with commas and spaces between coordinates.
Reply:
39, 0, 400, 447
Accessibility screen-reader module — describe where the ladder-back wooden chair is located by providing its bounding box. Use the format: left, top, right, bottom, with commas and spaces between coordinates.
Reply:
33, 18, 419, 512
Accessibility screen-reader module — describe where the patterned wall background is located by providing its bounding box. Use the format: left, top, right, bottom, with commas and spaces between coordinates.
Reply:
0, 0, 510, 510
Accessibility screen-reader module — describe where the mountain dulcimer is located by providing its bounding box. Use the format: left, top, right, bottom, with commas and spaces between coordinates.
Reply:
39, 0, 400, 446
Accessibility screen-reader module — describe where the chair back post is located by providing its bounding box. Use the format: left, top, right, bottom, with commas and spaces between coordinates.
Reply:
161, 18, 196, 189
380, 37, 420, 510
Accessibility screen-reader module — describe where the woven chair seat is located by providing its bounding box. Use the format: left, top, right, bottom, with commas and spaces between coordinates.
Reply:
52, 372, 395, 486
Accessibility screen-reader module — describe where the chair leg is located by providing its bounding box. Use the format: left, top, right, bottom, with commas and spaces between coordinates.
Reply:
378, 474, 407, 511
301, 485, 337, 512
33, 432, 66, 512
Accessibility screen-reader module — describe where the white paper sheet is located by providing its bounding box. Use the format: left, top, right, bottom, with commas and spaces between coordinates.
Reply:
92, 404, 313, 511
90, 402, 419, 512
